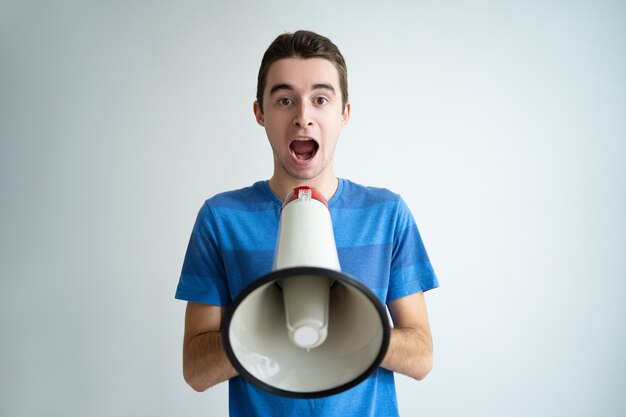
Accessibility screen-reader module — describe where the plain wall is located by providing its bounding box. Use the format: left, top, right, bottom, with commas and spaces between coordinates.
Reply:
1, 1, 625, 416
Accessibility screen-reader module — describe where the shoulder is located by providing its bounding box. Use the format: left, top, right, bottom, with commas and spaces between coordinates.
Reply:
334, 178, 403, 209
192, 182, 279, 239
203, 181, 278, 212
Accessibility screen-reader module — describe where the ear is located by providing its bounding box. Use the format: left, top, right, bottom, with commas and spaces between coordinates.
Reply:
253, 101, 265, 126
341, 102, 351, 126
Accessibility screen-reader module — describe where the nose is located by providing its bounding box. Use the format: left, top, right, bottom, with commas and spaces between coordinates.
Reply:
293, 102, 313, 127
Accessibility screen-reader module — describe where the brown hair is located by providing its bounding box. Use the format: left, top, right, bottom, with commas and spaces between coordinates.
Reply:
256, 30, 348, 113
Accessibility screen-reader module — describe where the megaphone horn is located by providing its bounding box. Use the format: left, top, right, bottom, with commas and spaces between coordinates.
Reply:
222, 186, 390, 398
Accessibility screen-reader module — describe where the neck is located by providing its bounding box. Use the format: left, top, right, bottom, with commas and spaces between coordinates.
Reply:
268, 175, 339, 203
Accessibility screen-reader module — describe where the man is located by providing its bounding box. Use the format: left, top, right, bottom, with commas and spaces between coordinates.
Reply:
176, 30, 438, 416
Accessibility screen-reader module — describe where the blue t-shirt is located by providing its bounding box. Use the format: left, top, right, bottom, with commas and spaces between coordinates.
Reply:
176, 179, 438, 417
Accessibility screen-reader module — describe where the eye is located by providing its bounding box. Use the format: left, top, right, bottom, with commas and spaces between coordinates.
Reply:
278, 97, 293, 106
314, 96, 329, 105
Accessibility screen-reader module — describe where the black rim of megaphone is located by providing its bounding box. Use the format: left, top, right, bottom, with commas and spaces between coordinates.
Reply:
221, 266, 391, 399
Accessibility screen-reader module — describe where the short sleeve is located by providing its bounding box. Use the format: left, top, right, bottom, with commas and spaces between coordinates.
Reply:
175, 202, 232, 305
386, 198, 438, 303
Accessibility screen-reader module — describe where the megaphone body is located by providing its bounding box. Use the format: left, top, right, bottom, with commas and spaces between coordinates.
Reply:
222, 186, 390, 398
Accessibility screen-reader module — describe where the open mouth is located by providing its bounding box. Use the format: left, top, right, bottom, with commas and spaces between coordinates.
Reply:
289, 139, 319, 161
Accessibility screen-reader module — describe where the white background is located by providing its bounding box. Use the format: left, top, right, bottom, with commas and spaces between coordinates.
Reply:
1, 1, 624, 416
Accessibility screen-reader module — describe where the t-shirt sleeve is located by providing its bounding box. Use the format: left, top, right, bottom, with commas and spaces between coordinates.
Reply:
175, 201, 231, 306
386, 198, 439, 303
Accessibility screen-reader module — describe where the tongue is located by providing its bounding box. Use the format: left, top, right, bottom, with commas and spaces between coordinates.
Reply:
291, 140, 317, 160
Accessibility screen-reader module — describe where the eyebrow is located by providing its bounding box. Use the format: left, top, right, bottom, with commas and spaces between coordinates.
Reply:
269, 83, 336, 96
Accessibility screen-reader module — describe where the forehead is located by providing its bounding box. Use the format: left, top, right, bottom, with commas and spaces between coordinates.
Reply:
264, 58, 340, 95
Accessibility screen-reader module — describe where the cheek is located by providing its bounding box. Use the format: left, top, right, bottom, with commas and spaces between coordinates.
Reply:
264, 124, 286, 148
265, 114, 290, 132
321, 117, 344, 135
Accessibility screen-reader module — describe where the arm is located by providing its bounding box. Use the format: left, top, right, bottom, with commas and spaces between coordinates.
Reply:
380, 291, 433, 380
182, 302, 238, 392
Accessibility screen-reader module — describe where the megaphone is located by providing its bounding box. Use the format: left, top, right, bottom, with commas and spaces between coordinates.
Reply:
222, 186, 390, 398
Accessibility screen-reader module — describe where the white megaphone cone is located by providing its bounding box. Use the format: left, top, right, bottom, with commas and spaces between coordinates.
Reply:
222, 186, 390, 398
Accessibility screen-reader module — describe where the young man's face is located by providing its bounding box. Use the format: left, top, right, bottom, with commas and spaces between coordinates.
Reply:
254, 58, 350, 184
